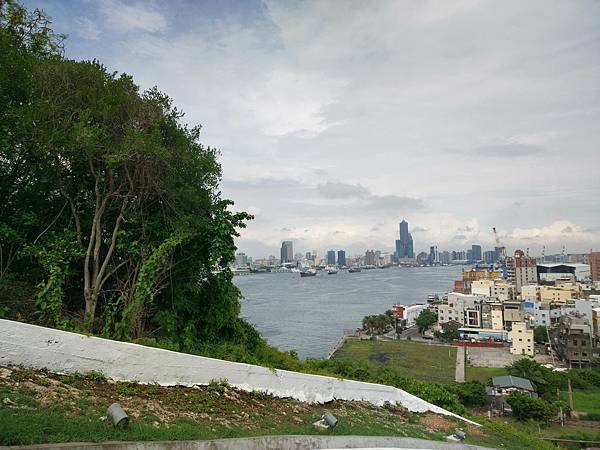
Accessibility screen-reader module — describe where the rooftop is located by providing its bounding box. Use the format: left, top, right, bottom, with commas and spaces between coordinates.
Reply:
492, 375, 535, 392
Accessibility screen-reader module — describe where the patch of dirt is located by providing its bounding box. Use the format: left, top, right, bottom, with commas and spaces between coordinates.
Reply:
368, 353, 390, 363
419, 412, 456, 431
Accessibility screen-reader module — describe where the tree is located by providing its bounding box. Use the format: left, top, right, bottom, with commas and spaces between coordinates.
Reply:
0, 1, 257, 355
415, 309, 437, 333
447, 381, 487, 407
533, 326, 548, 344
507, 358, 564, 399
506, 391, 558, 422
434, 321, 460, 342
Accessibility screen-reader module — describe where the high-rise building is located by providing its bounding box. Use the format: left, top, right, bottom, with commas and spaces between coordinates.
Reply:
396, 220, 414, 258
235, 252, 248, 267
305, 251, 312, 261
466, 249, 473, 261
337, 250, 346, 267
591, 251, 600, 282
429, 246, 438, 265
327, 250, 336, 265
483, 250, 496, 264
471, 245, 482, 261
280, 241, 293, 263
365, 250, 376, 265
440, 251, 451, 265
506, 249, 537, 293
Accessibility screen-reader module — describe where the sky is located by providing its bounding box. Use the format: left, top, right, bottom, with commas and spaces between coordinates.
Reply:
29, 0, 600, 257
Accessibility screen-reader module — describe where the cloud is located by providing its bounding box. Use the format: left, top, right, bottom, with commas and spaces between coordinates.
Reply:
99, 0, 167, 33
453, 234, 467, 240
317, 181, 369, 199
469, 143, 550, 158
364, 195, 423, 211
412, 226, 428, 232
75, 17, 101, 41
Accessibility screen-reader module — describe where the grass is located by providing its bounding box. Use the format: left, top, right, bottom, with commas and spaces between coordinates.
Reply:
465, 366, 508, 384
0, 366, 453, 446
0, 365, 553, 449
560, 388, 600, 416
331, 339, 457, 384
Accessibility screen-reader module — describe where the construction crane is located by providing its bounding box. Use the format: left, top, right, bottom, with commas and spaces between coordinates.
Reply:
541, 245, 546, 262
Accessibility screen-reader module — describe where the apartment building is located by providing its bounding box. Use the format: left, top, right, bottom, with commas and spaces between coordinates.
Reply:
509, 322, 534, 356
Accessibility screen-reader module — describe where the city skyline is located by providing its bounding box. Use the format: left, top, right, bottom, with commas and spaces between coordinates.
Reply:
37, 0, 600, 257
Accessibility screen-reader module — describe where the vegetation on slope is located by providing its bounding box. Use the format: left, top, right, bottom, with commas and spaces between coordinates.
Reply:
0, 365, 551, 449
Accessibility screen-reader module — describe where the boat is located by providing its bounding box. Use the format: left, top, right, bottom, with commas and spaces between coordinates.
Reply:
348, 266, 362, 273
300, 268, 317, 277
327, 267, 338, 275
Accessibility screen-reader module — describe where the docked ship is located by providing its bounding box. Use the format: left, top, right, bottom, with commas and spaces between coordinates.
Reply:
327, 267, 338, 275
300, 268, 317, 277
348, 266, 362, 273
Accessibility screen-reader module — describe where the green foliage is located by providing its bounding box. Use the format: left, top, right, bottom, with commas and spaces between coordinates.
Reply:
0, 0, 253, 357
506, 391, 558, 422
304, 359, 465, 414
533, 326, 548, 344
207, 379, 230, 394
568, 368, 600, 389
434, 322, 460, 342
415, 309, 437, 333
362, 314, 392, 335
446, 381, 487, 407
85, 371, 106, 383
507, 358, 564, 399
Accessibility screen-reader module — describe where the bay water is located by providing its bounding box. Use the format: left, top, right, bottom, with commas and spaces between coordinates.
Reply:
236, 265, 461, 358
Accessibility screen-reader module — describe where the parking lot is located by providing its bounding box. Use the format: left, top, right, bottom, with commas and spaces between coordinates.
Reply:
466, 346, 522, 368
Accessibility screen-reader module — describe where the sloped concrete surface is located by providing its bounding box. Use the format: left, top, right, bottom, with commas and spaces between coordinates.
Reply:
0, 319, 478, 426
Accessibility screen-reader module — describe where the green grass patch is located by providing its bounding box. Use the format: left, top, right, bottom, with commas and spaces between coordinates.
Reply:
560, 388, 600, 415
331, 339, 457, 384
465, 366, 508, 384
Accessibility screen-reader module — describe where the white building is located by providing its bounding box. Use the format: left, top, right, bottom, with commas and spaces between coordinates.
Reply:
509, 322, 534, 356
537, 263, 591, 282
393, 304, 427, 328
437, 293, 485, 327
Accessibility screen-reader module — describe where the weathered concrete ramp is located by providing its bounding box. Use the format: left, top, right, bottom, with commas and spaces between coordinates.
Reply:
0, 319, 478, 426
0, 436, 493, 450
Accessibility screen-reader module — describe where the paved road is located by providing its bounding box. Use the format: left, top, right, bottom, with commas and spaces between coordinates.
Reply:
3, 435, 494, 450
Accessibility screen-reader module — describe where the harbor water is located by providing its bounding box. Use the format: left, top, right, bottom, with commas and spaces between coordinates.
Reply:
236, 265, 462, 358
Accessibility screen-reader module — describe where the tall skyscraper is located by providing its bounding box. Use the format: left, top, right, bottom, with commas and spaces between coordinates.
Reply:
396, 219, 414, 259
337, 250, 346, 267
365, 250, 376, 265
429, 246, 438, 265
327, 250, 336, 265
471, 244, 482, 261
589, 251, 600, 282
280, 241, 293, 263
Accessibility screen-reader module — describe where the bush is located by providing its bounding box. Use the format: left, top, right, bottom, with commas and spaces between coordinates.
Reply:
506, 391, 558, 422
447, 380, 487, 407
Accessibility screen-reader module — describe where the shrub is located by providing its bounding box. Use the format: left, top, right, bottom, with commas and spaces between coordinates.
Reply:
506, 391, 558, 422
447, 381, 487, 407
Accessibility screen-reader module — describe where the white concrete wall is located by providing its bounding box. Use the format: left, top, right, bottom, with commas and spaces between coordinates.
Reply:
0, 319, 478, 425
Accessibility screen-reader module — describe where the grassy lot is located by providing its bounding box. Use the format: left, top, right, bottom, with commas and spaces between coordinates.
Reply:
560, 388, 600, 416
0, 366, 553, 449
331, 339, 456, 384
464, 366, 508, 384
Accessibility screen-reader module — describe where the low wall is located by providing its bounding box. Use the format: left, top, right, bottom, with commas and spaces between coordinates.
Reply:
452, 342, 504, 348
0, 319, 477, 425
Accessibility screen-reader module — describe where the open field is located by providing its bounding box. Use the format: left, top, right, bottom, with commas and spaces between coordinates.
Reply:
0, 365, 555, 449
331, 339, 457, 384
561, 388, 600, 416
464, 366, 508, 384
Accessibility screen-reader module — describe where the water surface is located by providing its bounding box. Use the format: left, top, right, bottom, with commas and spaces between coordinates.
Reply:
236, 265, 461, 358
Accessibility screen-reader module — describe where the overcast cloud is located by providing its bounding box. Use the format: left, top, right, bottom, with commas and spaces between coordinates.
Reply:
34, 0, 600, 257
